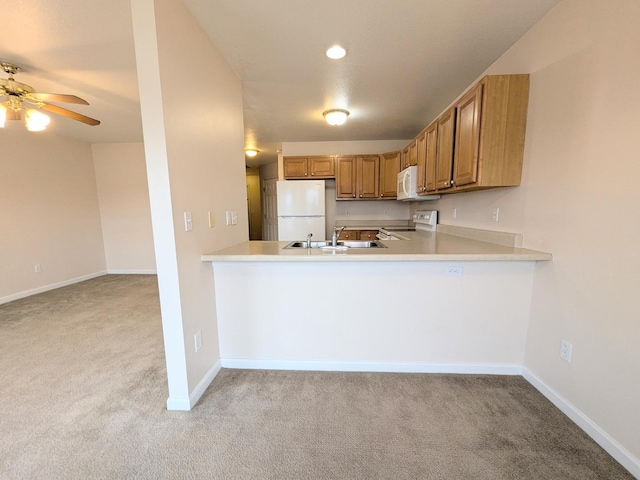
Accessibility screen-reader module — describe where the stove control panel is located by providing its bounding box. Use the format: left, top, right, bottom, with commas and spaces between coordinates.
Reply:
413, 210, 437, 226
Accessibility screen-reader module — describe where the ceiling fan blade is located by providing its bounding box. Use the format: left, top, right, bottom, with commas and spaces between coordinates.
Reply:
39, 103, 100, 126
28, 92, 89, 105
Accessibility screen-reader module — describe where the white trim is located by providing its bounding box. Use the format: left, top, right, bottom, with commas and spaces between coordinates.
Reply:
523, 368, 639, 478
106, 269, 158, 275
0, 271, 108, 305
166, 359, 223, 411
221, 359, 523, 376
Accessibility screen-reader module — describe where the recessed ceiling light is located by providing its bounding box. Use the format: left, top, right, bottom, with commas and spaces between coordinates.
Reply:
326, 45, 347, 60
245, 149, 259, 157
323, 109, 350, 126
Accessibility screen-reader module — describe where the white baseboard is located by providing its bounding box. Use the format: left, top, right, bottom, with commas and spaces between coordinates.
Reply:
220, 359, 523, 376
0, 271, 108, 305
106, 269, 157, 275
166, 359, 223, 411
523, 368, 639, 478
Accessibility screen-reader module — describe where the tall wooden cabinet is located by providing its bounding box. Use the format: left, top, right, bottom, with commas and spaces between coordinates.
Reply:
424, 121, 438, 193
336, 156, 357, 198
379, 151, 401, 199
434, 107, 456, 190
357, 155, 380, 199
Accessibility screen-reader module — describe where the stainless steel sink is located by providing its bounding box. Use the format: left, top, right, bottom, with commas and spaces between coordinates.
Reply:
338, 240, 386, 248
284, 240, 387, 249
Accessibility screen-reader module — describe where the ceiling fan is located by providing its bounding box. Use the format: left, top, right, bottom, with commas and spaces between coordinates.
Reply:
0, 61, 100, 131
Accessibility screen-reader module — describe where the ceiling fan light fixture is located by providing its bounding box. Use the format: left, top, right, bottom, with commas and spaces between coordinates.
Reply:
323, 109, 349, 126
25, 109, 50, 132
245, 149, 259, 157
326, 45, 347, 60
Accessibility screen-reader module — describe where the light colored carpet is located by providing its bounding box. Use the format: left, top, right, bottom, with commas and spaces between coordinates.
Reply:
0, 274, 633, 479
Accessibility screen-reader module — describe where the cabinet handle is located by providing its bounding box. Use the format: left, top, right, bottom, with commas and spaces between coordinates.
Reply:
305, 173, 308, 176
353, 194, 356, 198
359, 194, 363, 198
311, 172, 314, 176
381, 193, 384, 197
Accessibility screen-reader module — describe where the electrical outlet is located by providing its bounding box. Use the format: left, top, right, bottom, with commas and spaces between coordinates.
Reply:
208, 211, 215, 228
194, 331, 202, 353
445, 266, 463, 277
452, 208, 457, 219
492, 207, 500, 222
34, 264, 41, 273
225, 211, 232, 225
560, 340, 572, 362
344, 210, 349, 216
231, 211, 238, 225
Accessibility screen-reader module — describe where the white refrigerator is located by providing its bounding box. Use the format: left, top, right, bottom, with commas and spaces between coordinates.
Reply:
276, 180, 326, 240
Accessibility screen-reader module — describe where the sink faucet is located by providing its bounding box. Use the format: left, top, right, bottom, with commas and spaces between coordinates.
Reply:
332, 226, 346, 246
306, 233, 313, 248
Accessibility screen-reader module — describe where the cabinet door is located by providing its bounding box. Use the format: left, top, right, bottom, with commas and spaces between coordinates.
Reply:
409, 139, 418, 166
435, 107, 456, 190
453, 83, 482, 187
359, 230, 378, 240
415, 130, 427, 193
425, 122, 438, 192
338, 230, 356, 240
309, 156, 335, 178
379, 151, 401, 199
283, 157, 309, 178
336, 156, 357, 199
357, 155, 380, 199
401, 145, 410, 170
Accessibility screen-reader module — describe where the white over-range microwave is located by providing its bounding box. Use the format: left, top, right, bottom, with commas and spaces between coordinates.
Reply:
397, 166, 440, 201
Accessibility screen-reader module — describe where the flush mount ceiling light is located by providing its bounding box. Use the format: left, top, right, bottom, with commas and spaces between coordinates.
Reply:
323, 109, 350, 126
326, 45, 347, 60
245, 149, 259, 157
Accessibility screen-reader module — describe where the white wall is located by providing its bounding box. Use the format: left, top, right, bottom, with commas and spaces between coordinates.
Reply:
214, 261, 534, 370
131, 0, 247, 410
92, 143, 156, 274
0, 127, 106, 304
425, 0, 640, 469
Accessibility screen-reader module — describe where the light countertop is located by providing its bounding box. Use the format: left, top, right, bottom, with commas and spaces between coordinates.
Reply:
201, 230, 552, 263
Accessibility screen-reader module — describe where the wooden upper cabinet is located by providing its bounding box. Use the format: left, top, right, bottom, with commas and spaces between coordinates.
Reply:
283, 156, 335, 179
336, 156, 357, 198
453, 74, 529, 190
357, 155, 380, 199
415, 130, 427, 193
283, 157, 309, 178
453, 84, 482, 188
402, 140, 418, 169
424, 121, 438, 193
336, 155, 380, 200
434, 107, 456, 190
309, 156, 335, 177
379, 151, 401, 199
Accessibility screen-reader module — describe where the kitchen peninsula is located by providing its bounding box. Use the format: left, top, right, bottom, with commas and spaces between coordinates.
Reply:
202, 228, 551, 374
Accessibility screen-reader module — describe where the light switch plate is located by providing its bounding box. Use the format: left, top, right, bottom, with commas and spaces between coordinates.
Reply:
184, 212, 193, 232
208, 211, 215, 228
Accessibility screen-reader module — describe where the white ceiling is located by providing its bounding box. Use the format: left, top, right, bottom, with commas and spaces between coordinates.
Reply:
2, 1, 560, 167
